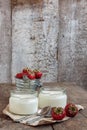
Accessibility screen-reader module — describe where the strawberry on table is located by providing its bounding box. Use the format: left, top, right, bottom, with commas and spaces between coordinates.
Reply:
51, 107, 66, 120
15, 73, 23, 79
65, 103, 78, 117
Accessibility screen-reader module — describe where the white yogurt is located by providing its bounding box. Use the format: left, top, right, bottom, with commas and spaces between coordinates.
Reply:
9, 90, 38, 115
38, 87, 67, 108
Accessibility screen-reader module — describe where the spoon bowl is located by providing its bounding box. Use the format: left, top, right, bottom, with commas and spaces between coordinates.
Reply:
37, 106, 51, 116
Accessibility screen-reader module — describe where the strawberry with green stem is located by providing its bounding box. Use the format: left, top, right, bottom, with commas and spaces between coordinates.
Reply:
65, 103, 78, 117
51, 107, 66, 120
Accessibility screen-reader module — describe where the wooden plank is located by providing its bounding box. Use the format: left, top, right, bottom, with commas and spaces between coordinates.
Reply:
0, 84, 52, 130
58, 0, 87, 89
0, 83, 87, 130
0, 100, 50, 129
0, 0, 11, 83
53, 113, 87, 130
1, 82, 87, 117
66, 85, 87, 118
11, 0, 59, 83
49, 83, 87, 129
11, 0, 17, 9
0, 118, 52, 130
44, 82, 87, 117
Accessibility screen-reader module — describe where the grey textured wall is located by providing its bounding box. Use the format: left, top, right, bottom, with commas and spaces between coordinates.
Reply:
11, 0, 59, 82
0, 0, 11, 83
58, 0, 87, 89
0, 0, 87, 89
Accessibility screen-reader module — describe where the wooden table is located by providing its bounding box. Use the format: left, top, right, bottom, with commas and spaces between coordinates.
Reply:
0, 82, 87, 130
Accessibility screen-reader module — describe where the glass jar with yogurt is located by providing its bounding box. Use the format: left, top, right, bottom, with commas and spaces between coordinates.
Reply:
38, 86, 67, 108
9, 89, 38, 115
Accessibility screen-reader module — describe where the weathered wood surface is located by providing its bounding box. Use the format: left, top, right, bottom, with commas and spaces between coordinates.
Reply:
0, 0, 87, 90
0, 0, 11, 83
11, 0, 59, 83
11, 0, 87, 89
0, 82, 87, 130
58, 0, 87, 89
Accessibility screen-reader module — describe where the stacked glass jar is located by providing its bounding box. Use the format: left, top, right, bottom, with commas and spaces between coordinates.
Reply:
9, 68, 43, 115
15, 68, 43, 90
9, 75, 39, 115
15, 76, 36, 90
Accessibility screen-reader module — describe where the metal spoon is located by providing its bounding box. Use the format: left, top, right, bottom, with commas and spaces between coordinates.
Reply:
37, 106, 51, 116
26, 106, 51, 124
15, 106, 51, 122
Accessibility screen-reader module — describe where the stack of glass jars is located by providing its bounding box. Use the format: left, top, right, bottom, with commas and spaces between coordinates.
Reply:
9, 76, 39, 115
15, 76, 42, 91
9, 68, 43, 115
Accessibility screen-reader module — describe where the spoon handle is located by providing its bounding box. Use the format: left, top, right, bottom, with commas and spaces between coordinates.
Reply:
26, 116, 43, 124
15, 114, 36, 122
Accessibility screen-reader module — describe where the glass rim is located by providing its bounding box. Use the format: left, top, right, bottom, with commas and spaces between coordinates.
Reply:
40, 86, 66, 93
15, 77, 36, 82
10, 89, 37, 95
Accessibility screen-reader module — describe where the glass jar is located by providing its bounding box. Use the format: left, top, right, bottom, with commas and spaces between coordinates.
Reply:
38, 86, 67, 108
9, 89, 38, 115
15, 77, 43, 91
15, 77, 36, 90
34, 79, 43, 90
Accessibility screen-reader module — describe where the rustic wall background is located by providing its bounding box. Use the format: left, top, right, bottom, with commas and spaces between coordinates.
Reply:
0, 0, 87, 89
0, 0, 11, 83
58, 0, 87, 89
11, 0, 59, 83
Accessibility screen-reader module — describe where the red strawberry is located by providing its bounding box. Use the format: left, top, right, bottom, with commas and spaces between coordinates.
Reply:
22, 68, 29, 75
34, 69, 42, 79
27, 72, 35, 80
15, 73, 23, 79
65, 103, 78, 117
51, 107, 66, 120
